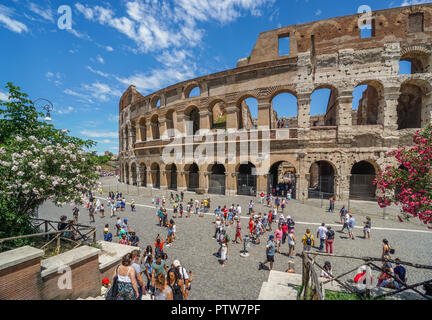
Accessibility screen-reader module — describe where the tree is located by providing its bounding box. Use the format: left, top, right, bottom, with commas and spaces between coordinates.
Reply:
0, 82, 101, 241
374, 125, 432, 227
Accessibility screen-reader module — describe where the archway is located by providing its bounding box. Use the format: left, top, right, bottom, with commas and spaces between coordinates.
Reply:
139, 118, 146, 141
352, 83, 381, 125
211, 101, 227, 130
125, 163, 130, 185
310, 86, 338, 126
186, 163, 199, 192
308, 161, 335, 198
139, 163, 147, 187
166, 164, 178, 190
238, 97, 258, 130
237, 162, 257, 196
268, 161, 297, 198
151, 163, 160, 189
151, 115, 160, 139
349, 161, 377, 200
399, 50, 429, 75
186, 107, 200, 135
271, 92, 298, 129
397, 80, 428, 130
131, 163, 137, 186
208, 164, 226, 195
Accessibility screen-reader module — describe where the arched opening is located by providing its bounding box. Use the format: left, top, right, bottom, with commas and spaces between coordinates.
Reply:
186, 85, 201, 98
237, 162, 257, 196
151, 115, 160, 139
308, 161, 335, 198
151, 95, 161, 108
349, 161, 377, 200
208, 164, 226, 195
186, 107, 200, 135
352, 82, 383, 125
238, 97, 258, 130
124, 126, 129, 150
166, 110, 175, 138
399, 50, 429, 75
131, 163, 137, 186
125, 163, 130, 185
397, 81, 426, 130
271, 91, 298, 129
186, 163, 199, 192
211, 101, 227, 130
310, 86, 338, 126
151, 163, 160, 189
166, 164, 178, 190
139, 118, 146, 141
139, 163, 147, 187
268, 161, 297, 199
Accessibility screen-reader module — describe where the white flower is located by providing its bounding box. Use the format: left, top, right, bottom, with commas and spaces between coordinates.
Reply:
17, 171, 24, 176
11, 166, 18, 171
16, 136, 23, 142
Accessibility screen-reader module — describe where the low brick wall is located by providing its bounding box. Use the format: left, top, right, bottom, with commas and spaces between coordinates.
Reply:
0, 242, 137, 300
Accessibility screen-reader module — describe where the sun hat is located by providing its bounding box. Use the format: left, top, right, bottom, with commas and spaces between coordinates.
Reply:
104, 228, 109, 232
102, 278, 110, 285
173, 260, 181, 267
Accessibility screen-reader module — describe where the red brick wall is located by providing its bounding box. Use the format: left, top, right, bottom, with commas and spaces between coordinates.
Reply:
0, 258, 42, 300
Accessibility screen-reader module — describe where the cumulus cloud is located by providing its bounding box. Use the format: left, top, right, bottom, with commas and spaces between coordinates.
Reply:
57, 106, 75, 114
0, 5, 29, 33
401, 0, 432, 5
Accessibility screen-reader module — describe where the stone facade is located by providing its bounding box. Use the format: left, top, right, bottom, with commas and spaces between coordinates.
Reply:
118, 4, 432, 201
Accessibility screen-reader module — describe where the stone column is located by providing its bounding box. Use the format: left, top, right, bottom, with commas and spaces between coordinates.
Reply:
297, 93, 311, 129
176, 114, 186, 137
225, 104, 240, 132
383, 86, 400, 131
199, 110, 212, 131
135, 125, 142, 143
160, 165, 168, 190
336, 91, 353, 144
422, 92, 432, 126
146, 168, 153, 188
257, 100, 271, 130
199, 171, 208, 193
257, 174, 267, 194
226, 164, 237, 196
177, 167, 187, 192
146, 120, 153, 141
159, 117, 168, 140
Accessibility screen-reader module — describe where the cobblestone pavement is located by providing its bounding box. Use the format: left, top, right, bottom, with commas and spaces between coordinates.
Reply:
37, 178, 432, 300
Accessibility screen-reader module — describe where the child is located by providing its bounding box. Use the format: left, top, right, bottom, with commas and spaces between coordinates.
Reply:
101, 278, 111, 297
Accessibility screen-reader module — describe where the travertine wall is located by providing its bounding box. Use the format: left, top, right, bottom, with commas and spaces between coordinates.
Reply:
118, 4, 432, 201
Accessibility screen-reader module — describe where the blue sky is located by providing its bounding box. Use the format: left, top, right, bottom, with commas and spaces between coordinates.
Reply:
0, 0, 426, 154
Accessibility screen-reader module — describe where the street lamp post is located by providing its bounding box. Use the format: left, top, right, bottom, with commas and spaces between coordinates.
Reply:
33, 98, 54, 122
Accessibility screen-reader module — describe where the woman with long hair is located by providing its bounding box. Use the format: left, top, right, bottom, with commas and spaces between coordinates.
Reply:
154, 272, 173, 300
112, 253, 139, 300
167, 268, 185, 300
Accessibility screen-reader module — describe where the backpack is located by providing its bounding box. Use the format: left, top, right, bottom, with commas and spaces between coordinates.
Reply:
288, 219, 295, 228
155, 245, 163, 258
305, 234, 312, 246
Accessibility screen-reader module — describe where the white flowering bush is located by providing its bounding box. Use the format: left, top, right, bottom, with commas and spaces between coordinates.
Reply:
0, 82, 100, 242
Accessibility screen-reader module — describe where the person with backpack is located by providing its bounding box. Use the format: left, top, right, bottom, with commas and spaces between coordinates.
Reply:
302, 229, 314, 252
173, 260, 191, 299
325, 226, 335, 254
316, 223, 328, 251
154, 234, 165, 257
167, 268, 185, 300
287, 216, 295, 233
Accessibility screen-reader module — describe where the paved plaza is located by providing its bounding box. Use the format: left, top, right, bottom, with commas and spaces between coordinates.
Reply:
38, 177, 432, 300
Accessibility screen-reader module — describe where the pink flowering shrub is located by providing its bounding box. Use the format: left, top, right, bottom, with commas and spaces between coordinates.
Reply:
374, 125, 432, 227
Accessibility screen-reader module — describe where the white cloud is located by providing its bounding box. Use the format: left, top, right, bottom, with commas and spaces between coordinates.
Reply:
75, 0, 275, 53
87, 66, 109, 77
0, 5, 29, 33
57, 106, 75, 114
108, 113, 119, 122
100, 139, 113, 144
80, 130, 118, 138
28, 2, 54, 22
315, 9, 322, 16
401, 0, 432, 5
0, 90, 8, 100
82, 82, 121, 101
46, 72, 63, 86
67, 28, 91, 40
96, 55, 105, 64
105, 46, 114, 52
64, 89, 92, 102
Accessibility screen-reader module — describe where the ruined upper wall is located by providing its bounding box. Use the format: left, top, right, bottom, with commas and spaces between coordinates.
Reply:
239, 4, 432, 66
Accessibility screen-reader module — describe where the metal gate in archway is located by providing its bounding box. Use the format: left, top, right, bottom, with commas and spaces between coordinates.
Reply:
237, 174, 257, 196
208, 174, 226, 195
267, 174, 297, 199
350, 174, 376, 200
308, 175, 334, 199
187, 173, 199, 192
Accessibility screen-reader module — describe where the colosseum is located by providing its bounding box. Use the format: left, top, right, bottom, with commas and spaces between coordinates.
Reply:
118, 4, 432, 202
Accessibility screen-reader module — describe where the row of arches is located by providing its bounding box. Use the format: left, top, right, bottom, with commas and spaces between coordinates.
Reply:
120, 159, 379, 200
121, 78, 431, 150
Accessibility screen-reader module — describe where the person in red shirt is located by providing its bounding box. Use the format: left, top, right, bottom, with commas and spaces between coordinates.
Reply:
248, 217, 254, 237
222, 206, 228, 226
233, 217, 243, 244
268, 210, 273, 232
154, 234, 165, 254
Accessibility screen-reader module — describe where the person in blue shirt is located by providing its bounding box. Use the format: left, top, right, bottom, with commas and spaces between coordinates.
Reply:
348, 215, 356, 240
259, 235, 276, 271
103, 228, 113, 242
394, 259, 407, 289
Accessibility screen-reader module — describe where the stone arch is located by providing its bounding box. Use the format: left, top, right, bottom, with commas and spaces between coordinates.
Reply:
311, 84, 339, 126
165, 109, 176, 137
150, 114, 160, 139
150, 163, 160, 189
166, 163, 178, 190
397, 78, 432, 130
185, 162, 199, 192
184, 82, 201, 99
130, 162, 138, 186
208, 163, 226, 195
349, 160, 377, 200
138, 117, 147, 141
237, 94, 259, 130
271, 90, 298, 129
308, 160, 337, 198
150, 95, 161, 109
237, 161, 257, 196
352, 80, 385, 125
268, 160, 297, 198
400, 45, 431, 74
209, 99, 227, 130
185, 105, 200, 135
139, 162, 147, 187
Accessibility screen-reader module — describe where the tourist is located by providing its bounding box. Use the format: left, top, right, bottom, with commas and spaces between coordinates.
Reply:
179, 203, 183, 218
248, 200, 254, 215
173, 202, 178, 218
236, 204, 242, 216
154, 272, 173, 300
151, 253, 168, 285
154, 234, 165, 256
119, 232, 128, 245
144, 255, 153, 295
100, 203, 105, 218
248, 217, 254, 237
111, 253, 139, 300
173, 260, 191, 299
214, 216, 222, 239
317, 223, 328, 251
377, 263, 395, 289
233, 217, 243, 244
115, 217, 122, 236
267, 210, 273, 232
274, 225, 283, 254
167, 268, 185, 300
363, 216, 372, 239
157, 207, 164, 226
278, 214, 285, 227
260, 191, 265, 204
287, 229, 296, 258
58, 215, 68, 232
116, 198, 121, 211
321, 261, 333, 279
327, 197, 335, 213
259, 235, 276, 271
104, 228, 113, 242
341, 211, 350, 232
261, 213, 268, 234
88, 204, 95, 223
339, 205, 348, 224
281, 198, 286, 213
110, 199, 116, 218
275, 197, 280, 212
131, 199, 136, 212
287, 215, 295, 233
123, 218, 130, 233
348, 215, 356, 240
394, 258, 407, 289
128, 231, 140, 247
141, 245, 153, 264
254, 217, 262, 245
325, 226, 335, 254
180, 191, 184, 202
101, 278, 111, 297
131, 250, 145, 300
302, 229, 314, 252
220, 229, 229, 267
166, 219, 175, 247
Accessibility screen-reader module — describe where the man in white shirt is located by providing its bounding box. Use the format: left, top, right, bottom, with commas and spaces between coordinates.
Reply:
236, 205, 242, 216
317, 223, 328, 251
173, 260, 190, 299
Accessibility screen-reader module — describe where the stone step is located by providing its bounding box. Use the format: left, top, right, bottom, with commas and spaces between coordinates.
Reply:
258, 281, 298, 300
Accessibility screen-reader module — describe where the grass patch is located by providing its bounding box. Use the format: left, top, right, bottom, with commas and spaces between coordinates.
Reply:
296, 285, 384, 300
